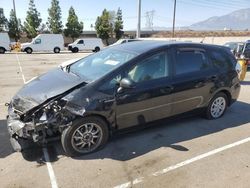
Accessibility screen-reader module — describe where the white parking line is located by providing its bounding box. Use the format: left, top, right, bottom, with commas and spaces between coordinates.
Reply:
14, 54, 58, 188
114, 136, 250, 188
43, 148, 58, 188
15, 53, 26, 83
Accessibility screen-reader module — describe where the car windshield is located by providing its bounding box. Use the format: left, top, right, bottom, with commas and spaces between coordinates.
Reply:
74, 39, 80, 44
69, 48, 137, 81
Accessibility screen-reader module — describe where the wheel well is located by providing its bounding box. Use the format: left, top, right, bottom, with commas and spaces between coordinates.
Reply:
25, 47, 32, 51
82, 114, 112, 133
218, 90, 232, 106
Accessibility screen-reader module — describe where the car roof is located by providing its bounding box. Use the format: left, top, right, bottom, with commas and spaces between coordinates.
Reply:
109, 40, 225, 54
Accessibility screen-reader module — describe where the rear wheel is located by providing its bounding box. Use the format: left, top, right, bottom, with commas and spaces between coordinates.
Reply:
54, 47, 60, 53
61, 117, 109, 156
205, 92, 228, 119
0, 47, 5, 54
94, 46, 100, 52
25, 48, 33, 54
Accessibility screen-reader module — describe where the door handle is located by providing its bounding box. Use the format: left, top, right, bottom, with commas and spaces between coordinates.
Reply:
210, 75, 218, 81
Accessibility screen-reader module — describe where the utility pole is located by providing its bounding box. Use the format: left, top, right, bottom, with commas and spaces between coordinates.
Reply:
136, 0, 141, 38
12, 0, 17, 20
172, 0, 177, 38
12, 0, 18, 34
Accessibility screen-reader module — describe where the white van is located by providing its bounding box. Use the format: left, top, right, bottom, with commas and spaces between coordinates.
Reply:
21, 34, 64, 54
0, 33, 10, 54
68, 38, 104, 53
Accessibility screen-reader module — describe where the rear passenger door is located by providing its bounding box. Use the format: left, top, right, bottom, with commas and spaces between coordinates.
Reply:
171, 46, 217, 115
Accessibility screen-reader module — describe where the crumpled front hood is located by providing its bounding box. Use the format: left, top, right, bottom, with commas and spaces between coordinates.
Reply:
11, 68, 86, 113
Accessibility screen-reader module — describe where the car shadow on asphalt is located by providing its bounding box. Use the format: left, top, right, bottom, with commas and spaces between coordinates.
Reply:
0, 119, 46, 163
1, 101, 250, 163
71, 100, 250, 161
0, 119, 14, 158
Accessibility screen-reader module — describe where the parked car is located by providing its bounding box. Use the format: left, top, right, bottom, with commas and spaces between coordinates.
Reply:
0, 33, 10, 54
7, 41, 241, 156
68, 38, 103, 53
21, 34, 64, 54
235, 42, 245, 58
110, 38, 141, 46
241, 40, 250, 59
223, 41, 240, 54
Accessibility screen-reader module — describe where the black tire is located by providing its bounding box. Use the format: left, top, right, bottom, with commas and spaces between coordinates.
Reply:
95, 46, 100, 52
205, 92, 228, 120
72, 47, 79, 53
54, 47, 60, 53
61, 116, 109, 157
25, 48, 33, 54
0, 47, 5, 54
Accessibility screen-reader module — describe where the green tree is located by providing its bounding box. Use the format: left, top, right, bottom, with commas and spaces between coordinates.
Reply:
47, 0, 63, 33
0, 8, 8, 31
95, 9, 113, 44
114, 8, 124, 39
24, 0, 42, 38
64, 7, 83, 42
8, 9, 22, 41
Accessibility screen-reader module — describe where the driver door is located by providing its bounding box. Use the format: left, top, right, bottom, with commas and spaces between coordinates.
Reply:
115, 51, 173, 129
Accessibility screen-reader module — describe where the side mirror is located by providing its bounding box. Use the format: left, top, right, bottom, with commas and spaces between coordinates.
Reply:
117, 78, 135, 93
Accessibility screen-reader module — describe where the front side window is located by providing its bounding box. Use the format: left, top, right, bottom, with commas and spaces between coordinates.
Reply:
34, 39, 41, 44
77, 40, 84, 44
69, 48, 137, 81
128, 53, 168, 83
175, 49, 209, 75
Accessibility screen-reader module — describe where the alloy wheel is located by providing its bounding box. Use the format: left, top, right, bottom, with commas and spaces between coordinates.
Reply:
71, 123, 103, 153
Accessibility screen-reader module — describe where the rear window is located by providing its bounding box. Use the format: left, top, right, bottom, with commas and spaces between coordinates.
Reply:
210, 49, 234, 70
175, 49, 209, 75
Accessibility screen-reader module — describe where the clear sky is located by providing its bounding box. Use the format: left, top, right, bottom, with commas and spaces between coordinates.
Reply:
1, 0, 250, 30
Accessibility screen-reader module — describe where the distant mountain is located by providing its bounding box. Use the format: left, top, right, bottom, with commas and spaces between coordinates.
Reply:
190, 8, 250, 30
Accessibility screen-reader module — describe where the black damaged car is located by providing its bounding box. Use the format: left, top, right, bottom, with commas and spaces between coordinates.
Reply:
7, 41, 241, 156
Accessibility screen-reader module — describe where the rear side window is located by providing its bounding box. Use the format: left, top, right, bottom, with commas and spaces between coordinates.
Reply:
210, 50, 233, 70
175, 49, 209, 75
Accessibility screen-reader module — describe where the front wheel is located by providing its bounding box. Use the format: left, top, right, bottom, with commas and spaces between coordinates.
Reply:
25, 48, 33, 54
61, 117, 109, 156
72, 47, 79, 53
205, 92, 228, 119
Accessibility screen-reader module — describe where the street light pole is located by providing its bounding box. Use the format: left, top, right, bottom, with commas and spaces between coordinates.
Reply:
172, 0, 177, 38
136, 0, 141, 38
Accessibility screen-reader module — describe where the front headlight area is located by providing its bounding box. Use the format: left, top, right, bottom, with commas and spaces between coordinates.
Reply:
8, 97, 87, 145
31, 99, 74, 141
